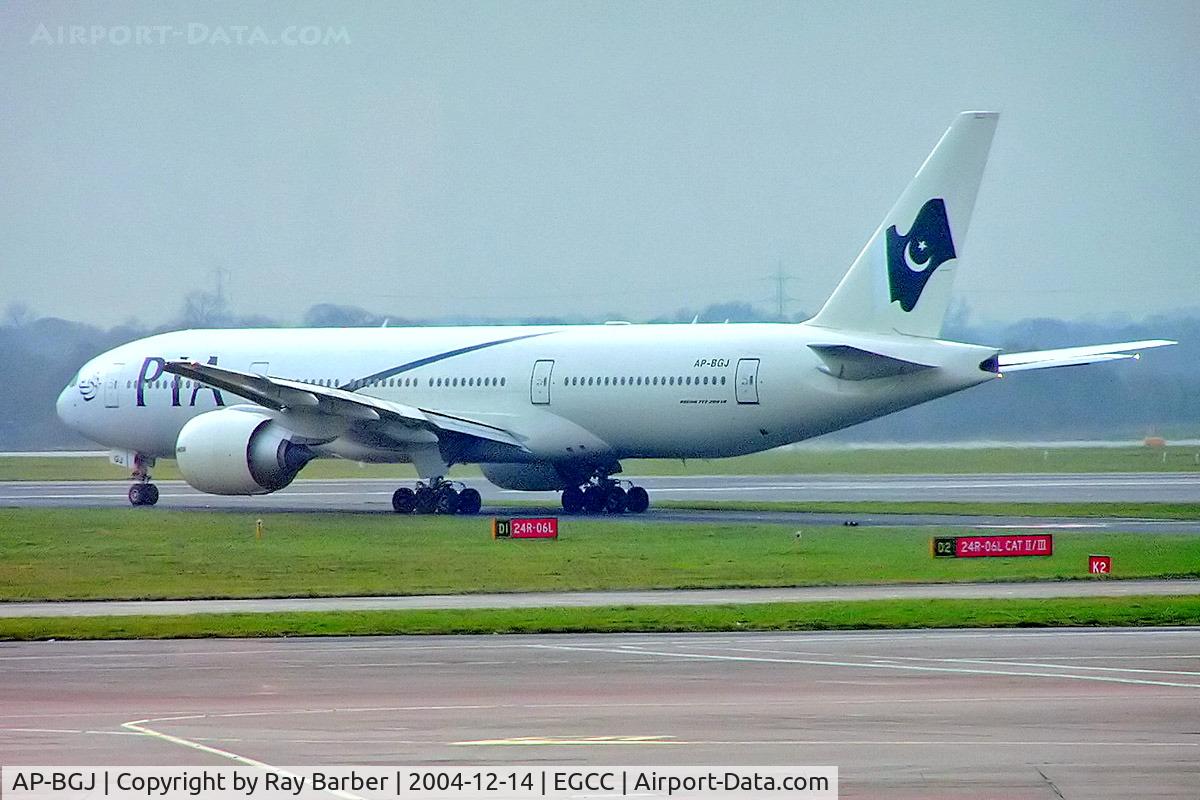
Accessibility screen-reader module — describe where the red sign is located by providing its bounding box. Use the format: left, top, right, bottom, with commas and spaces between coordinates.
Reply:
493, 517, 559, 539
954, 534, 1053, 558
512, 518, 558, 539
1088, 554, 1112, 574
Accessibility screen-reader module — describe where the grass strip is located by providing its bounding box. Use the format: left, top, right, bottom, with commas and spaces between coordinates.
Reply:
4, 445, 1200, 481
3, 509, 1200, 602
2, 596, 1197, 641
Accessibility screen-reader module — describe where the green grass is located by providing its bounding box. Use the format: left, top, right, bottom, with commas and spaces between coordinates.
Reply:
627, 446, 1200, 475
2, 508, 1198, 602
0, 457, 457, 482
2, 596, 1197, 641
3, 444, 1199, 481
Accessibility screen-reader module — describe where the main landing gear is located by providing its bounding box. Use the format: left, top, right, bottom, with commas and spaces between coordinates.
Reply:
561, 476, 649, 515
391, 479, 482, 515
127, 455, 159, 507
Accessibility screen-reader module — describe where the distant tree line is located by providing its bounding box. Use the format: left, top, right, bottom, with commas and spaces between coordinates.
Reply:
2, 299, 1196, 451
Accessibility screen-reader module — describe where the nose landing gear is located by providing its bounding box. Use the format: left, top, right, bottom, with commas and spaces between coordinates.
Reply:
126, 454, 159, 507
128, 482, 159, 506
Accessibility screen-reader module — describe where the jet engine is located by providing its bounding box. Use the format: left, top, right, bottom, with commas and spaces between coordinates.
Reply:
480, 462, 567, 491
175, 408, 316, 495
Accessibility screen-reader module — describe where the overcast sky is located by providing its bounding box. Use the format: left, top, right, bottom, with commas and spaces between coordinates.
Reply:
1, 1, 1197, 328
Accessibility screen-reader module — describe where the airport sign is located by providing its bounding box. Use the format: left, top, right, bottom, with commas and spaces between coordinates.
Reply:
932, 534, 1053, 558
493, 517, 559, 539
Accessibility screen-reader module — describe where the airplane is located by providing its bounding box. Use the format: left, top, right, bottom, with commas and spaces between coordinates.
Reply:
56, 111, 1174, 514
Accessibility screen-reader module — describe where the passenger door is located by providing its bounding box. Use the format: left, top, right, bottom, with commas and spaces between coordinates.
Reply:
735, 358, 760, 404
530, 359, 554, 405
104, 363, 123, 408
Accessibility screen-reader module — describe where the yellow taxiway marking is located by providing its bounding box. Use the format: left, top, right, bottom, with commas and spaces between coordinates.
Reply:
453, 735, 680, 746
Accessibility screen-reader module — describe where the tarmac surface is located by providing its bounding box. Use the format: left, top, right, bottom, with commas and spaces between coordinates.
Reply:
1, 629, 1197, 798
2, 579, 1197, 618
3, 473, 1199, 532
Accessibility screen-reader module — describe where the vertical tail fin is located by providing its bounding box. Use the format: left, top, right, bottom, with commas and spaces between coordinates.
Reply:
808, 111, 998, 338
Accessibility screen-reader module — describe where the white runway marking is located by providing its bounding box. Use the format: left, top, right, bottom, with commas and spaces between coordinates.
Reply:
527, 643, 1200, 690
122, 716, 367, 800
902, 656, 1200, 677
0, 727, 141, 736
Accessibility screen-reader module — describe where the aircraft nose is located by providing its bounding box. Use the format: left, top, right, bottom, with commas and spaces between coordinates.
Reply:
56, 383, 75, 426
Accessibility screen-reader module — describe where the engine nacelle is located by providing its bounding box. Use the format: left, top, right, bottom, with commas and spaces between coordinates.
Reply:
480, 462, 567, 491
175, 408, 315, 495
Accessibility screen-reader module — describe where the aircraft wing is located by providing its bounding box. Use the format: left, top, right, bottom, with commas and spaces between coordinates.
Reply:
162, 360, 528, 450
991, 340, 1176, 373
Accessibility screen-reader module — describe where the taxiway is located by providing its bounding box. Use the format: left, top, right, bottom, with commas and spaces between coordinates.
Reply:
1, 629, 1197, 798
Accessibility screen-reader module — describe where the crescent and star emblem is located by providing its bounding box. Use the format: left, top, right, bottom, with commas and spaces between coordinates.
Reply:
904, 240, 930, 273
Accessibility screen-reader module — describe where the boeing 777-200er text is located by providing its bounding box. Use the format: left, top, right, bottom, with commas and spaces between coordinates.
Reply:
57, 112, 1174, 513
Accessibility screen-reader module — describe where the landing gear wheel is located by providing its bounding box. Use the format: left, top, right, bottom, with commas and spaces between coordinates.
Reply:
456, 488, 482, 515
414, 487, 437, 514
128, 483, 159, 506
392, 487, 417, 514
626, 486, 649, 513
561, 485, 585, 514
582, 486, 607, 514
435, 487, 460, 515
604, 485, 628, 514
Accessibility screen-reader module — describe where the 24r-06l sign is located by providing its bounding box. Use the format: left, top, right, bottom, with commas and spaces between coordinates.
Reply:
932, 534, 1053, 558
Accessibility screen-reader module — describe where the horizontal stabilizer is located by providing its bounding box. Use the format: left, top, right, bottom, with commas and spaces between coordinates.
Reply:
809, 344, 938, 381
989, 340, 1176, 373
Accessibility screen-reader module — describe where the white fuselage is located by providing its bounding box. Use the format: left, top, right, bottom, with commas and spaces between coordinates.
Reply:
57, 322, 998, 471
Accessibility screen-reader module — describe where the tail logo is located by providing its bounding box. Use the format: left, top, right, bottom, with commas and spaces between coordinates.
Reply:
886, 198, 956, 312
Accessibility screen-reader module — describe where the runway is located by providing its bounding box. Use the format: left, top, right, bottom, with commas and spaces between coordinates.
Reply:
6, 472, 1200, 505
3, 473, 1199, 532
1, 629, 1197, 798
2, 579, 1197, 619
